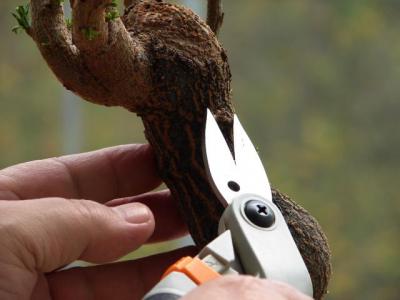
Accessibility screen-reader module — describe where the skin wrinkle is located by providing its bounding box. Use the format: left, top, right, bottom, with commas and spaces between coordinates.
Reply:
0, 190, 20, 201
16, 200, 66, 272
100, 150, 121, 200
0, 205, 40, 273
51, 158, 83, 200
0, 236, 37, 299
71, 200, 102, 262
0, 244, 29, 274
51, 201, 82, 268
0, 173, 23, 200
0, 286, 22, 299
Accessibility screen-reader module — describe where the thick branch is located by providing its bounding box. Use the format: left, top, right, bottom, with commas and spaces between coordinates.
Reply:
71, 0, 151, 109
71, 0, 111, 51
29, 0, 79, 77
29, 0, 104, 101
75, 16, 152, 110
207, 0, 224, 35
30, 0, 150, 108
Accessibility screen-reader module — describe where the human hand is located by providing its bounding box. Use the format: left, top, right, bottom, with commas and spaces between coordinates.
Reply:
183, 276, 313, 300
0, 144, 313, 300
0, 144, 193, 300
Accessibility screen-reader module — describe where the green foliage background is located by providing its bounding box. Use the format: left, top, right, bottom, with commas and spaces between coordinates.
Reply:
0, 1, 399, 299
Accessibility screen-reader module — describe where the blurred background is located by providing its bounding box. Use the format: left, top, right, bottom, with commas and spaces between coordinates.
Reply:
0, 0, 399, 299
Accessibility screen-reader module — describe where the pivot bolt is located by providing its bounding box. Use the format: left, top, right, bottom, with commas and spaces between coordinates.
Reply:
244, 200, 275, 228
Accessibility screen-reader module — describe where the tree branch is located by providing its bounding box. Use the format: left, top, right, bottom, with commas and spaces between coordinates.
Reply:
71, 0, 112, 51
29, 0, 100, 99
207, 0, 224, 35
29, 0, 150, 108
69, 0, 151, 109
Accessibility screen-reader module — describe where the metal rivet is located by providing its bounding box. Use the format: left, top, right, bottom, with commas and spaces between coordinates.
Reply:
244, 200, 275, 228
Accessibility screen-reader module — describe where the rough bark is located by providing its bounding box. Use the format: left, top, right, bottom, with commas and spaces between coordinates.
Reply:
272, 190, 331, 300
25, 0, 331, 298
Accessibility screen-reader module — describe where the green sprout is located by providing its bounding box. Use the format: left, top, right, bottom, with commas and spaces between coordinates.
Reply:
65, 18, 72, 30
81, 27, 100, 41
106, 10, 119, 22
106, 0, 119, 22
11, 4, 30, 34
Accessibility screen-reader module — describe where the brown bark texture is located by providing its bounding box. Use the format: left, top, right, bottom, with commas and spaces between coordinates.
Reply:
24, 0, 331, 298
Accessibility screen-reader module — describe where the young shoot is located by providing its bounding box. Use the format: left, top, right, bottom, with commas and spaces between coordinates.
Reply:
106, 0, 119, 22
12, 4, 30, 34
65, 18, 73, 30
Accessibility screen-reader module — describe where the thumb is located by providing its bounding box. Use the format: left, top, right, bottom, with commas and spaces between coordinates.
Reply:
0, 198, 155, 273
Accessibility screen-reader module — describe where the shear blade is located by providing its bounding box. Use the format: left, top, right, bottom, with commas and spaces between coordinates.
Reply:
204, 109, 272, 206
204, 109, 240, 207
233, 115, 272, 202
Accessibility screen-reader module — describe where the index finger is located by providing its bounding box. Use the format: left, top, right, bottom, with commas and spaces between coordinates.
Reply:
0, 144, 161, 202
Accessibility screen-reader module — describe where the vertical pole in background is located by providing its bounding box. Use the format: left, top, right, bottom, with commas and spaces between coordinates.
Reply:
61, 3, 82, 155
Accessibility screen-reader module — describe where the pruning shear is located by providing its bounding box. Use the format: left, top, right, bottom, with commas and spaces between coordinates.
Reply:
143, 109, 313, 299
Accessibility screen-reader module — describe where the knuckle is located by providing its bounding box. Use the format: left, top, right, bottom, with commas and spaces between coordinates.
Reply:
70, 199, 106, 221
69, 199, 117, 234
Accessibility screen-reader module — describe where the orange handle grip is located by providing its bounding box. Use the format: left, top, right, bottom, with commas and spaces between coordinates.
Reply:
162, 256, 221, 285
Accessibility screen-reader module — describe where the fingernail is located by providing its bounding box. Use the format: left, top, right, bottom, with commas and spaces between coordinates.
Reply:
112, 203, 151, 224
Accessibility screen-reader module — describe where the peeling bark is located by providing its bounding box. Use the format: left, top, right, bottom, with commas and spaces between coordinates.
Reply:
25, 0, 331, 298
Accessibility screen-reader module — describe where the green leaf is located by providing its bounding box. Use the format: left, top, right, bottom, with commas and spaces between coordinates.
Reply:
106, 0, 119, 22
11, 3, 30, 34
65, 18, 72, 30
12, 26, 21, 34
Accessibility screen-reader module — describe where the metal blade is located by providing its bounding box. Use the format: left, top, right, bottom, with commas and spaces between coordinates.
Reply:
233, 115, 272, 202
203, 109, 241, 207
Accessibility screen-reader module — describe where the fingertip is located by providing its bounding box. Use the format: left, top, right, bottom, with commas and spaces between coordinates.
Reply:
112, 202, 156, 248
107, 190, 188, 243
112, 202, 154, 225
110, 144, 162, 197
